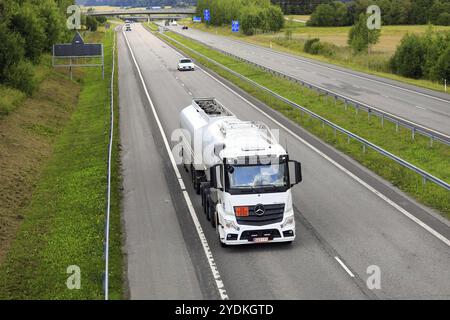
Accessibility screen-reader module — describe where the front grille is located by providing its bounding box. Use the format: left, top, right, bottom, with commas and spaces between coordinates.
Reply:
235, 203, 284, 226
240, 229, 281, 241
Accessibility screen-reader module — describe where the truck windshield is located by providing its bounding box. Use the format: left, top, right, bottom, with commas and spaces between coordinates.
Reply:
227, 163, 287, 191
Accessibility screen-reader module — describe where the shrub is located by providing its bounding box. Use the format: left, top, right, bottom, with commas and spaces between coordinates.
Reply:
304, 38, 320, 54
86, 16, 98, 32
390, 34, 426, 79
0, 23, 25, 82
6, 60, 36, 95
432, 46, 450, 81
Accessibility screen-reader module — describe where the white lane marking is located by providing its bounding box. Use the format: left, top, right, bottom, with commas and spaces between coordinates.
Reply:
415, 105, 427, 110
123, 28, 229, 300
172, 43, 450, 248
188, 91, 193, 96
335, 256, 355, 277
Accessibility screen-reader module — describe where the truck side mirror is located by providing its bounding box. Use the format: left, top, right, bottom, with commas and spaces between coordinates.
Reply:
289, 160, 302, 186
210, 164, 223, 190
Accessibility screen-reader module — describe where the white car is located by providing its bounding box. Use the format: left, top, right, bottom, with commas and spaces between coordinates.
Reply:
177, 58, 195, 71
125, 23, 131, 31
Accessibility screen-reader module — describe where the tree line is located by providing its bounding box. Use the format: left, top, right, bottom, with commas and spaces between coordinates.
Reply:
0, 0, 74, 94
308, 0, 450, 27
196, 0, 284, 35
272, 0, 328, 15
391, 29, 450, 81
77, 0, 196, 7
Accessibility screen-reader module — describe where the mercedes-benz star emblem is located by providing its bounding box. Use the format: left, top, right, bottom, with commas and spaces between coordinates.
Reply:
254, 204, 265, 216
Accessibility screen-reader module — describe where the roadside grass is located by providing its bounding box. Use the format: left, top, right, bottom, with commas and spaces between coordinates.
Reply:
0, 86, 26, 118
149, 25, 450, 217
0, 28, 123, 299
182, 21, 450, 93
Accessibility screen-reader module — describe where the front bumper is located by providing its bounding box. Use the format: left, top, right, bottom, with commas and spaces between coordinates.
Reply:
178, 66, 194, 71
218, 216, 295, 245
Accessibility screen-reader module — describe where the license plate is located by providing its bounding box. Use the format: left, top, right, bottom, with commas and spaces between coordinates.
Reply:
253, 237, 269, 243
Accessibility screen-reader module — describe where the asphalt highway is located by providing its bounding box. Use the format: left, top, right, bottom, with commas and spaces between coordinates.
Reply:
118, 24, 450, 299
167, 25, 450, 137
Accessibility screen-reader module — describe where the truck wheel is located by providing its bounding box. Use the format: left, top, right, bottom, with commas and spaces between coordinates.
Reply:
194, 178, 200, 195
200, 183, 205, 206
205, 197, 211, 221
210, 201, 216, 229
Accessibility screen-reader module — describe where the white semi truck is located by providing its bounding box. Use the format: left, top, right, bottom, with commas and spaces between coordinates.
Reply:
180, 98, 302, 246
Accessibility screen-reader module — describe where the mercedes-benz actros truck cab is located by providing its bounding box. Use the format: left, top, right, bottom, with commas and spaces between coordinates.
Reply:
180, 98, 302, 246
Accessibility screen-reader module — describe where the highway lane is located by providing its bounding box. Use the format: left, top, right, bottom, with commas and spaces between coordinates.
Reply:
119, 29, 219, 299
166, 25, 450, 137
121, 24, 450, 299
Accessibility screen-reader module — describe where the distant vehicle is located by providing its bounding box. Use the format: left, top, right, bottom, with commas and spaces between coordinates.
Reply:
125, 23, 132, 31
182, 25, 188, 30
170, 20, 178, 26
178, 58, 194, 71
151, 6, 161, 9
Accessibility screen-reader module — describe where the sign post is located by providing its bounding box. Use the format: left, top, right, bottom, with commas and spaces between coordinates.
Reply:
52, 32, 104, 80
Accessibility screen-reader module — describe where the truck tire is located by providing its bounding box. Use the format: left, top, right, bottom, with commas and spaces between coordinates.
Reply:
202, 183, 210, 215
205, 197, 211, 221
209, 201, 216, 229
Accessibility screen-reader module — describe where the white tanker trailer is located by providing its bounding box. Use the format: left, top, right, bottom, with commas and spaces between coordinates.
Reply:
180, 98, 302, 246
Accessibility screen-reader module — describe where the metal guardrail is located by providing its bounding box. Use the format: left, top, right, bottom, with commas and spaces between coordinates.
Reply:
104, 28, 116, 301
155, 28, 450, 192
167, 27, 450, 148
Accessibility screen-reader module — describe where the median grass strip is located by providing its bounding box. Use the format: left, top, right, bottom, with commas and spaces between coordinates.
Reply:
149, 25, 450, 217
0, 28, 123, 299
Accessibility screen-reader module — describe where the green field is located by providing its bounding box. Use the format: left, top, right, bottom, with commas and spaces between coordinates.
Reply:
149, 24, 450, 217
182, 20, 450, 93
0, 27, 123, 299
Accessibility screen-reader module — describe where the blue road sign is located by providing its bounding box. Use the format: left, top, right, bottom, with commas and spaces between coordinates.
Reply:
193, 16, 202, 23
204, 9, 210, 22
232, 20, 239, 32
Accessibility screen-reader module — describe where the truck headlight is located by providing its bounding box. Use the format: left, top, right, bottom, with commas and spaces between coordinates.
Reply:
281, 216, 295, 229
223, 218, 240, 231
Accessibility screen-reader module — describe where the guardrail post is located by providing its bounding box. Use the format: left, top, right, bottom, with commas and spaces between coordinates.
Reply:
368, 109, 371, 121
344, 99, 347, 111
430, 136, 433, 147
395, 122, 399, 133
412, 128, 415, 141
381, 115, 384, 128
362, 144, 366, 153
347, 135, 350, 144
355, 105, 359, 116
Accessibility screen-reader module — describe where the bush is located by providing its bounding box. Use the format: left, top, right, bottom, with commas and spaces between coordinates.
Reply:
96, 16, 107, 24
390, 34, 426, 78
432, 46, 450, 81
304, 38, 320, 53
10, 3, 46, 63
86, 16, 98, 32
0, 23, 25, 82
6, 60, 36, 95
